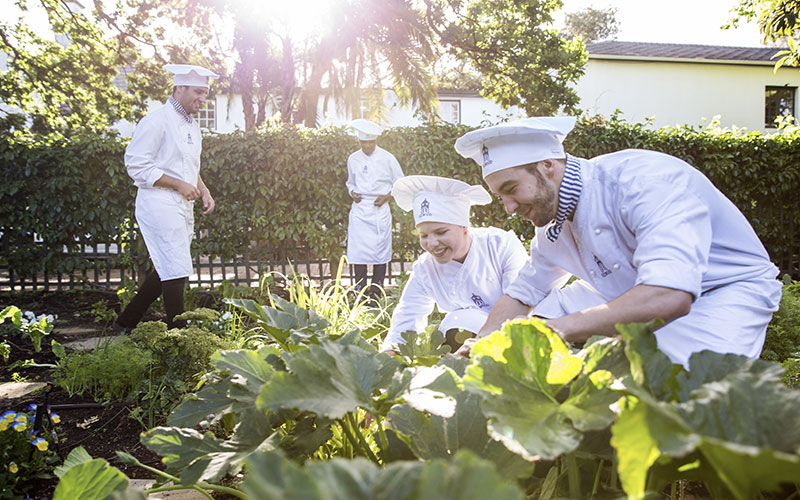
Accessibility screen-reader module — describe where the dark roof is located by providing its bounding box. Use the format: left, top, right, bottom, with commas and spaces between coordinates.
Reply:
586, 41, 786, 63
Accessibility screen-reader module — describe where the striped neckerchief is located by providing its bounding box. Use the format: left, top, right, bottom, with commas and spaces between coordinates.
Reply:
545, 154, 582, 242
168, 96, 193, 124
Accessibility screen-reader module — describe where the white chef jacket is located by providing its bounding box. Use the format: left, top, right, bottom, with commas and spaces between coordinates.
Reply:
345, 146, 404, 265
124, 102, 201, 280
506, 149, 782, 366
382, 227, 528, 351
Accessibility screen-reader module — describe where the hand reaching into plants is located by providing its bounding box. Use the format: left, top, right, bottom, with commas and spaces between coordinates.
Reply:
350, 191, 363, 203
455, 337, 478, 357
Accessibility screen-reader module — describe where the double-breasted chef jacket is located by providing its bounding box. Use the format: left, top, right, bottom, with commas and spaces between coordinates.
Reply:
345, 146, 404, 265
382, 227, 528, 351
125, 102, 201, 281
506, 149, 782, 367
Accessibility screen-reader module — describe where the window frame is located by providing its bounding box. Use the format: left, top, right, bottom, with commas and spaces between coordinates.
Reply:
764, 85, 796, 128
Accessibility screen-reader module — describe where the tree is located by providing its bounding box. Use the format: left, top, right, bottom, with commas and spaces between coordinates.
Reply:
423, 0, 587, 116
0, 0, 143, 133
726, 0, 800, 67
562, 6, 620, 43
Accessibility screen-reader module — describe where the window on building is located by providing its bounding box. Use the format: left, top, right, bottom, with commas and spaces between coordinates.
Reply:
765, 86, 796, 128
196, 99, 216, 130
359, 98, 370, 119
439, 99, 461, 124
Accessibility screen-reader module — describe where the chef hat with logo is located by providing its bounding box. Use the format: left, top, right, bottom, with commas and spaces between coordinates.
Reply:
454, 116, 577, 178
392, 175, 491, 227
350, 119, 383, 141
164, 64, 219, 88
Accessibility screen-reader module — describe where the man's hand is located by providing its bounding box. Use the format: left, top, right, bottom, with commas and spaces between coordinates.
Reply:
374, 193, 392, 206
201, 189, 215, 215
455, 337, 479, 357
350, 191, 363, 203
175, 180, 202, 201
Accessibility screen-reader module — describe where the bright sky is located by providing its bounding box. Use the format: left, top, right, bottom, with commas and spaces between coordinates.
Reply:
559, 0, 767, 47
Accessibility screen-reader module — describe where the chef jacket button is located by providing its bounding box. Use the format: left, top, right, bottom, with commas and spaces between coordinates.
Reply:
589, 270, 596, 277
613, 263, 620, 270
594, 228, 601, 235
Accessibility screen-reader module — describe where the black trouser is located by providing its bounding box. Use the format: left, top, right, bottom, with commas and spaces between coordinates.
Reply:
353, 263, 387, 297
116, 269, 187, 329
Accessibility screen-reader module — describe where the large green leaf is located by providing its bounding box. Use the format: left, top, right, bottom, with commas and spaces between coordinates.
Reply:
463, 320, 621, 461
54, 445, 94, 478
141, 423, 280, 484
257, 340, 401, 418
242, 449, 524, 500
226, 296, 330, 349
168, 347, 278, 427
387, 389, 534, 479
52, 458, 129, 500
616, 322, 682, 401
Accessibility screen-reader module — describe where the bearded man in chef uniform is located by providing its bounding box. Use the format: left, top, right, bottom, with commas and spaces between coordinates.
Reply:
454, 116, 782, 368
113, 64, 218, 332
345, 119, 405, 298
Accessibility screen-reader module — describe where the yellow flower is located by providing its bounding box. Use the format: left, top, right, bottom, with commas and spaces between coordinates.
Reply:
49, 412, 61, 424
32, 437, 48, 451
0, 420, 8, 431
1, 411, 16, 422
9, 462, 18, 474
14, 414, 27, 423
12, 421, 27, 432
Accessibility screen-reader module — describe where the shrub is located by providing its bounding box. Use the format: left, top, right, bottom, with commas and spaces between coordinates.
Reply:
762, 281, 800, 362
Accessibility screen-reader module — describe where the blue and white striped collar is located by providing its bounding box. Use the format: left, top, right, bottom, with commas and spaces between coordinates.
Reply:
168, 96, 193, 123
545, 154, 582, 242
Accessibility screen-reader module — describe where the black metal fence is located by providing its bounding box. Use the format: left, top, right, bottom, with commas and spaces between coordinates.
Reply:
0, 236, 418, 291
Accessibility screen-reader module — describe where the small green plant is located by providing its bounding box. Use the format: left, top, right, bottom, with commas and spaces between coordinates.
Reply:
0, 407, 63, 498
1, 307, 56, 353
52, 338, 154, 401
116, 277, 138, 312
762, 279, 800, 362
90, 300, 116, 324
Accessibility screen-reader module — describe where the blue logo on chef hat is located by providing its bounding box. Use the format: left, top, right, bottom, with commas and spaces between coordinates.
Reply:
420, 198, 431, 217
482, 144, 492, 167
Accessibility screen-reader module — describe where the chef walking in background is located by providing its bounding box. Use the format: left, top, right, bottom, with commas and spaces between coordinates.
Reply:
345, 119, 405, 299
113, 64, 219, 333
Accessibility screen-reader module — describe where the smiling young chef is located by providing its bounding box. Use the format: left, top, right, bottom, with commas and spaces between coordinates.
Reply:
381, 175, 528, 353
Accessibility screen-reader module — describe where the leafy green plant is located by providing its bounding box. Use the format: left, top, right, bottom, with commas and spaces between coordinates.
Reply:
52, 338, 154, 401
1, 407, 63, 499
0, 307, 56, 353
762, 279, 800, 362
90, 300, 116, 324
0, 306, 22, 362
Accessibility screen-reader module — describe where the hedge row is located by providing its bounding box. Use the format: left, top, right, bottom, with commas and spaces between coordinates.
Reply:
1, 115, 799, 279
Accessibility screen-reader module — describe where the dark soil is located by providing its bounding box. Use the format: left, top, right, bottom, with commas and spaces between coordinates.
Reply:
0, 289, 190, 499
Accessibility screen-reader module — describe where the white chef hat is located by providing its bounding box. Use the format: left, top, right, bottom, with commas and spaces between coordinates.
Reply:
454, 116, 577, 178
439, 308, 489, 335
350, 118, 383, 141
392, 175, 491, 227
164, 64, 219, 88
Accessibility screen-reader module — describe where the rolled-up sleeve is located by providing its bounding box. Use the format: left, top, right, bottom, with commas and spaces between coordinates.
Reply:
125, 116, 166, 188
625, 180, 710, 300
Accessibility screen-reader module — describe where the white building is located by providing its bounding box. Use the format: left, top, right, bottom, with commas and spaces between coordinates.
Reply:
576, 41, 799, 133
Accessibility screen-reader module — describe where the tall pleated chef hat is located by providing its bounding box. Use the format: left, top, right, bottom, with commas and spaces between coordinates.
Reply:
164, 64, 219, 88
350, 119, 383, 141
454, 116, 577, 178
392, 175, 491, 227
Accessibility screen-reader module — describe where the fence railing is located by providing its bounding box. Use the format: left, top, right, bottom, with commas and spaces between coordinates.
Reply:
0, 236, 418, 291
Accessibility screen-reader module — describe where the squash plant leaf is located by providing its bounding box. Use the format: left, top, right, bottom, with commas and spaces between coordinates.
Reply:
225, 296, 330, 349
463, 319, 620, 461
52, 458, 130, 500
387, 389, 535, 479
141, 423, 280, 485
243, 449, 525, 500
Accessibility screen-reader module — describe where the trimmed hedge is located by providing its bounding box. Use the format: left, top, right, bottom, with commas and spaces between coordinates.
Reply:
1, 115, 799, 280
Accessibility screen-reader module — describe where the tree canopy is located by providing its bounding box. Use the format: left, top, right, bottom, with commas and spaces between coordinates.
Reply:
727, 0, 800, 67
562, 6, 620, 43
1, 0, 592, 132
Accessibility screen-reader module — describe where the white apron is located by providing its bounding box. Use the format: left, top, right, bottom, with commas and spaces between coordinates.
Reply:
346, 195, 392, 265
129, 106, 201, 281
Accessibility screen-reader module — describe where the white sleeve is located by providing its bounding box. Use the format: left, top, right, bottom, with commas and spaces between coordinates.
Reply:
345, 155, 357, 195
505, 230, 571, 306
498, 230, 530, 293
124, 115, 166, 188
381, 266, 436, 351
